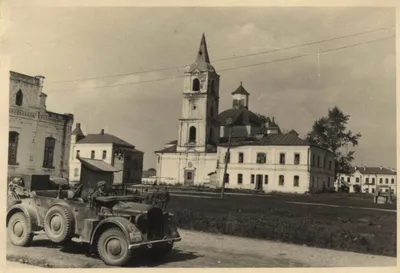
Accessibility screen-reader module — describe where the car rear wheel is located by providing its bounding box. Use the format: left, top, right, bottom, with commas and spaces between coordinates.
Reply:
44, 205, 73, 243
150, 242, 173, 260
7, 212, 34, 246
97, 228, 133, 267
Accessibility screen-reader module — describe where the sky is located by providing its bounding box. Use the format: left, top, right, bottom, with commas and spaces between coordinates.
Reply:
2, 6, 396, 170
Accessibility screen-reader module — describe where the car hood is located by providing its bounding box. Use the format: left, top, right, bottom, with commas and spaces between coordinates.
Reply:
111, 201, 153, 214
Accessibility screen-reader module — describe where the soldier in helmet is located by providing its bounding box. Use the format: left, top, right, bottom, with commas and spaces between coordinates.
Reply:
91, 181, 108, 198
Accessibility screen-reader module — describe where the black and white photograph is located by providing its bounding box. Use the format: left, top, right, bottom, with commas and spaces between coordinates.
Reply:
1, 0, 398, 269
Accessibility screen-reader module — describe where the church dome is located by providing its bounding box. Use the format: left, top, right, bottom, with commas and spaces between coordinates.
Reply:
218, 107, 263, 126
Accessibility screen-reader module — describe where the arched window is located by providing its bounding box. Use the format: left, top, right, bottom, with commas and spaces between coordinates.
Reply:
8, 131, 19, 165
43, 137, 55, 168
16, 90, 23, 106
192, 79, 200, 91
189, 126, 196, 142
74, 168, 79, 177
91, 150, 95, 159
102, 150, 107, 160
211, 80, 215, 92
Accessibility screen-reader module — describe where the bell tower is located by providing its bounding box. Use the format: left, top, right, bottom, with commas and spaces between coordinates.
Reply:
177, 34, 220, 153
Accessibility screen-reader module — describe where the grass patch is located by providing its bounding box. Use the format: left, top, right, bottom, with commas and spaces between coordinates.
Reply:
166, 194, 396, 257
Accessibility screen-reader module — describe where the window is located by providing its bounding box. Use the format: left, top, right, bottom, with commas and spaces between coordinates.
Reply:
256, 153, 266, 164
372, 188, 375, 194
279, 175, 284, 186
356, 177, 360, 183
390, 188, 394, 194
279, 153, 285, 164
294, 175, 299, 187
237, 174, 243, 184
189, 126, 196, 142
224, 173, 229, 184
372, 178, 375, 184
16, 90, 23, 106
8, 131, 19, 165
347, 177, 350, 182
192, 78, 200, 91
74, 168, 79, 177
311, 176, 315, 188
251, 174, 255, 184
329, 161, 332, 170
327, 177, 331, 188
102, 150, 107, 160
385, 178, 389, 184
391, 178, 395, 184
366, 178, 369, 183
76, 150, 80, 159
379, 178, 383, 184
294, 153, 300, 165
238, 152, 244, 163
323, 157, 326, 168
211, 80, 215, 92
264, 175, 269, 184
365, 188, 369, 193
317, 156, 320, 167
43, 137, 55, 168
91, 150, 95, 159
312, 155, 315, 166
186, 172, 193, 180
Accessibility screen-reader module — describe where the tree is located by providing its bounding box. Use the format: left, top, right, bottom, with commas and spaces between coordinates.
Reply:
306, 106, 362, 191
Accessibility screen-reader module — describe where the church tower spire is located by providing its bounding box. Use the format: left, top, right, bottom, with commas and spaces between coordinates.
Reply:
196, 33, 210, 63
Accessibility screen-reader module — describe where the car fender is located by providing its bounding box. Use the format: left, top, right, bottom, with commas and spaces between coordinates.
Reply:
6, 203, 41, 231
90, 217, 142, 246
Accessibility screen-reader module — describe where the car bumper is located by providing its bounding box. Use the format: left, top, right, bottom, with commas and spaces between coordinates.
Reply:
128, 237, 182, 249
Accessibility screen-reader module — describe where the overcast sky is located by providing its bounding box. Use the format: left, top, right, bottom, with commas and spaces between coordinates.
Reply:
2, 6, 396, 170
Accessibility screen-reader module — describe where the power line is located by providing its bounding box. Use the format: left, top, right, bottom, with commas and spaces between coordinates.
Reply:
48, 35, 395, 93
46, 25, 395, 84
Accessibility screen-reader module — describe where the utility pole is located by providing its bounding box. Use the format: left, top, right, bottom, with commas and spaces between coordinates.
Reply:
221, 118, 233, 200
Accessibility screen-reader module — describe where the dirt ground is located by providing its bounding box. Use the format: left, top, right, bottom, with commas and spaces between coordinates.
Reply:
6, 229, 396, 268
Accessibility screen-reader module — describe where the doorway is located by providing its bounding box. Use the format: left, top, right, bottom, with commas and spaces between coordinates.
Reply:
256, 175, 263, 190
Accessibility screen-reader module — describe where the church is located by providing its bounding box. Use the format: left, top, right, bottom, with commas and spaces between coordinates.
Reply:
155, 34, 335, 194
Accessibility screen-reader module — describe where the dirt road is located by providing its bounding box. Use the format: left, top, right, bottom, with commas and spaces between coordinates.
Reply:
6, 229, 396, 268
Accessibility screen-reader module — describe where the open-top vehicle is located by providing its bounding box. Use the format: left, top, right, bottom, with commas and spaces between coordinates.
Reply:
6, 180, 181, 267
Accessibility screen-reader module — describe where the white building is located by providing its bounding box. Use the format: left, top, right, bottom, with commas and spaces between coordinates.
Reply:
155, 34, 335, 194
69, 123, 144, 185
8, 71, 74, 179
336, 166, 397, 194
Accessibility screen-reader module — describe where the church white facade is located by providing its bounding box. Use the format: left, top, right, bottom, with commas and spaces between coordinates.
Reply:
155, 34, 335, 193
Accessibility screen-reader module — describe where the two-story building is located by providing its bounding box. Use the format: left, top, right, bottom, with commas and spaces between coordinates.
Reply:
8, 71, 74, 179
336, 166, 397, 194
216, 131, 335, 193
69, 123, 144, 185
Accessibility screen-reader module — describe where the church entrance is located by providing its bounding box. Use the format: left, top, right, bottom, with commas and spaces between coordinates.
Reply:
255, 175, 263, 190
184, 170, 195, 185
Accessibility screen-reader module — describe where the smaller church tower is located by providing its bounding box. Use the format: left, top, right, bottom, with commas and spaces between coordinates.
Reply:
70, 123, 85, 161
232, 81, 250, 109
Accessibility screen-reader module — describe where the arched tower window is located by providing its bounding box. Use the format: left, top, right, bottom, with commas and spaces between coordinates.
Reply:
16, 90, 23, 106
8, 131, 19, 165
189, 126, 196, 142
43, 137, 56, 168
192, 79, 200, 91
91, 150, 95, 159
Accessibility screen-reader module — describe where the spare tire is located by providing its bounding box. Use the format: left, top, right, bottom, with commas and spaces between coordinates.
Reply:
44, 205, 73, 243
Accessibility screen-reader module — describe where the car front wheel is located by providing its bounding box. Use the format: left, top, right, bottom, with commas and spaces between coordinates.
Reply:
97, 228, 133, 267
7, 212, 34, 246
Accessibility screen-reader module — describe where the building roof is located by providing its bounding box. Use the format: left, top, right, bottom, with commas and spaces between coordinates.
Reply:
231, 82, 250, 96
186, 33, 216, 73
351, 166, 397, 175
77, 130, 138, 150
218, 131, 312, 148
79, 158, 120, 172
218, 107, 263, 126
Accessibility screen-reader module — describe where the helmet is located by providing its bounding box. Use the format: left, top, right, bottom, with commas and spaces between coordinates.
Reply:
97, 181, 106, 188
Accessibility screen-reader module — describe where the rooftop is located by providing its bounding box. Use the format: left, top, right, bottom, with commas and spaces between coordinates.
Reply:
79, 157, 120, 172
349, 166, 397, 175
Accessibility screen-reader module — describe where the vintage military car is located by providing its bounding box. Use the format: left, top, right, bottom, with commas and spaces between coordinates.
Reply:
7, 181, 181, 267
